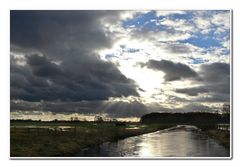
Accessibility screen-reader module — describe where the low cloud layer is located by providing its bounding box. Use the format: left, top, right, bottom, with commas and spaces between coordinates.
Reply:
11, 100, 148, 118
11, 99, 215, 119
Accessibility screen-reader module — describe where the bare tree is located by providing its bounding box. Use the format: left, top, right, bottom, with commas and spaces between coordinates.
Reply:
222, 103, 230, 114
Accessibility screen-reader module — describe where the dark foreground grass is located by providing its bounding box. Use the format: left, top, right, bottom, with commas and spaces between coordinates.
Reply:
10, 122, 172, 157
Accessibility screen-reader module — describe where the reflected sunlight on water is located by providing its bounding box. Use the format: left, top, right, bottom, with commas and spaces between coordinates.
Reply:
77, 126, 230, 157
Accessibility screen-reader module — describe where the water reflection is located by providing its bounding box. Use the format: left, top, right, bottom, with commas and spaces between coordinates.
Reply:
77, 126, 229, 157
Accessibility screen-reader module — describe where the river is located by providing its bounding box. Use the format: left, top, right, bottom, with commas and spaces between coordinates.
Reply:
77, 125, 230, 157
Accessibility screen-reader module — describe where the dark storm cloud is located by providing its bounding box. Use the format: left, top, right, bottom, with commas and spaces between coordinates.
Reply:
10, 10, 120, 51
175, 62, 230, 102
139, 59, 198, 81
10, 11, 139, 102
200, 63, 230, 85
11, 53, 139, 101
27, 54, 64, 77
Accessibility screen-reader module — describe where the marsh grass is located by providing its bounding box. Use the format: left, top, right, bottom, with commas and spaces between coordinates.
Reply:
10, 122, 172, 157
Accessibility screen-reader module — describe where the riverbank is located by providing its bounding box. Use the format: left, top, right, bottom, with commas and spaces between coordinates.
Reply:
186, 124, 230, 150
76, 125, 229, 157
10, 122, 172, 157
205, 129, 230, 150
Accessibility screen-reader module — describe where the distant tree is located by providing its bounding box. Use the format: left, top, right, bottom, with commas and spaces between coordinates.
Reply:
74, 117, 79, 121
70, 116, 79, 122
112, 118, 118, 123
53, 119, 58, 122
222, 103, 230, 114
94, 116, 103, 122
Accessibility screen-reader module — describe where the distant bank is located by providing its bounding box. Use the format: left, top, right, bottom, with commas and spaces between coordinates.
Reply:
140, 112, 230, 125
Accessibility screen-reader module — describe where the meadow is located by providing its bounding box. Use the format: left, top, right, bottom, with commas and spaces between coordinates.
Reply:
10, 121, 173, 157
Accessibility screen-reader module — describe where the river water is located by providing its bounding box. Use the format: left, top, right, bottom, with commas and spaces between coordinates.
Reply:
77, 125, 230, 157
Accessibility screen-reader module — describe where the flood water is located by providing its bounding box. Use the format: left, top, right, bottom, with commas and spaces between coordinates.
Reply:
77, 125, 230, 157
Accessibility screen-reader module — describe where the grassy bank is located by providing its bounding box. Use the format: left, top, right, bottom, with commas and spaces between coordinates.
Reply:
205, 130, 230, 150
195, 124, 230, 150
10, 122, 172, 157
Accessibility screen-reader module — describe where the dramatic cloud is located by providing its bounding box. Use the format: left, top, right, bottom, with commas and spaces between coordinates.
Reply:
200, 63, 230, 85
176, 87, 209, 96
10, 10, 230, 120
10, 10, 122, 51
175, 62, 230, 102
10, 11, 141, 103
11, 53, 139, 101
11, 100, 148, 118
139, 59, 198, 81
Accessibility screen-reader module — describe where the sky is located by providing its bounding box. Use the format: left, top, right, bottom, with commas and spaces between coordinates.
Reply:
10, 10, 230, 121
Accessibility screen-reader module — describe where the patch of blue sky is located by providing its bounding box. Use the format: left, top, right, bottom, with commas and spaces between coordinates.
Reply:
125, 48, 140, 53
189, 57, 209, 64
180, 36, 221, 48
119, 45, 140, 53
179, 30, 223, 49
168, 11, 194, 20
214, 29, 230, 41
122, 11, 168, 31
122, 10, 229, 52
105, 54, 119, 60
180, 23, 229, 51
221, 50, 230, 56
105, 47, 140, 61
122, 11, 156, 28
